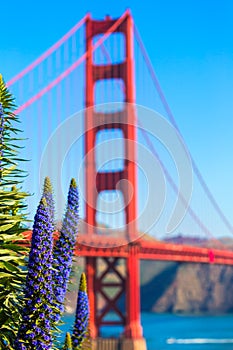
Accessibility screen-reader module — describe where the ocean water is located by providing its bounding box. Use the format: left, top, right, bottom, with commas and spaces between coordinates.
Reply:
61, 313, 233, 350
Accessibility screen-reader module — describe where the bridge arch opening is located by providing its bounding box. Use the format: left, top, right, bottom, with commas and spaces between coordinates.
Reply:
95, 128, 125, 173
94, 79, 125, 110
96, 189, 126, 234
93, 32, 125, 65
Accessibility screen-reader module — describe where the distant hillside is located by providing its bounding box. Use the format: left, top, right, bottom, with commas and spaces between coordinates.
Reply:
164, 234, 233, 249
140, 260, 233, 313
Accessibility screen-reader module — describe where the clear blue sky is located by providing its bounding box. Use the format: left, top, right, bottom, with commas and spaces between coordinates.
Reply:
1, 0, 233, 234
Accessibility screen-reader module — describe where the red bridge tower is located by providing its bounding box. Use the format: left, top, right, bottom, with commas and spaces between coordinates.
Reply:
84, 10, 147, 350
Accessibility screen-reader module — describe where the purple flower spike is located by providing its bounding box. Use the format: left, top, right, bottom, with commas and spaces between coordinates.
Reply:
72, 273, 89, 348
15, 198, 53, 350
42, 176, 55, 230
52, 178, 79, 323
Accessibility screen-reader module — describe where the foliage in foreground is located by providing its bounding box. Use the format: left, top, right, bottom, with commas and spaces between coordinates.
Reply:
0, 74, 89, 349
14, 179, 88, 350
0, 75, 29, 348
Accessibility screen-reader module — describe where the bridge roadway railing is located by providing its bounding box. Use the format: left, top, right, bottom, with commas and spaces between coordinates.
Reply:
75, 233, 233, 265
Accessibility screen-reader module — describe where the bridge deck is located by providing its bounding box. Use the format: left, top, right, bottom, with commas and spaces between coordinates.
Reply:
76, 234, 233, 265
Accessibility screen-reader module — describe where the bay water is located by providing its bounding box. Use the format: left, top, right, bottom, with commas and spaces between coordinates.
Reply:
61, 312, 233, 350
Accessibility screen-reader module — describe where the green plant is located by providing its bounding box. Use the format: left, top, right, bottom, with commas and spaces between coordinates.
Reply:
0, 75, 89, 350
0, 75, 29, 348
63, 332, 72, 350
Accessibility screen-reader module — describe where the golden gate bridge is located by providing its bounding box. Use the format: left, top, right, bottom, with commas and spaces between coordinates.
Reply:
7, 10, 233, 350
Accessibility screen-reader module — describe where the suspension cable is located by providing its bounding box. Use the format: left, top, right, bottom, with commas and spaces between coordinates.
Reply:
14, 11, 129, 114
7, 15, 89, 87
